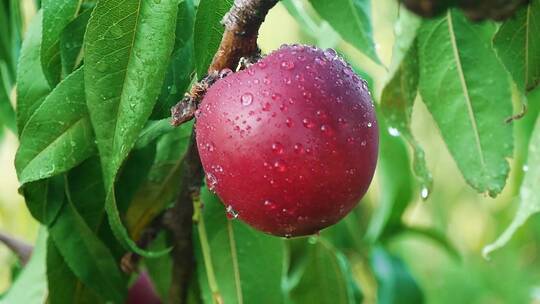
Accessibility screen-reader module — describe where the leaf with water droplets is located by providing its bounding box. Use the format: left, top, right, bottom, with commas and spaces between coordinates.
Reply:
194, 187, 285, 304
60, 8, 92, 76
16, 67, 95, 184
380, 10, 432, 197
308, 0, 380, 64
41, 0, 81, 85
84, 0, 179, 256
493, 0, 540, 93
418, 10, 513, 197
483, 116, 540, 258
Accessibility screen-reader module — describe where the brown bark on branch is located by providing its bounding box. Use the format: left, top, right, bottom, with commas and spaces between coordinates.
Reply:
166, 1, 279, 303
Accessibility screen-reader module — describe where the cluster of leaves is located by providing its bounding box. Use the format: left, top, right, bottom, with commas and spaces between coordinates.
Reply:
1, 0, 538, 303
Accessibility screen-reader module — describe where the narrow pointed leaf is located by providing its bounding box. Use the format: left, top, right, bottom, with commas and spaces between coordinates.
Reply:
494, 0, 540, 92
195, 187, 285, 304
16, 11, 50, 134
16, 67, 95, 184
483, 116, 540, 258
380, 10, 432, 196
60, 8, 92, 75
193, 0, 233, 77
308, 0, 380, 64
41, 0, 81, 85
84, 0, 179, 255
418, 10, 513, 197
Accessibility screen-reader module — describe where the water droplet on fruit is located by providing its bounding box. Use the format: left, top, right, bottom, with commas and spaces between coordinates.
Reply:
343, 67, 355, 77
323, 48, 337, 60
264, 200, 276, 210
273, 160, 287, 172
294, 143, 304, 154
272, 142, 284, 154
320, 124, 332, 135
285, 118, 293, 127
279, 104, 288, 111
226, 205, 239, 219
271, 93, 282, 100
297, 55, 307, 61
388, 127, 400, 137
257, 61, 267, 69
262, 102, 271, 111
263, 77, 271, 84
241, 93, 253, 106
367, 122, 373, 128
205, 143, 215, 152
281, 60, 295, 70
206, 173, 218, 191
347, 137, 355, 144
360, 140, 367, 147
214, 165, 224, 173
302, 118, 315, 129
315, 57, 326, 66
337, 117, 347, 125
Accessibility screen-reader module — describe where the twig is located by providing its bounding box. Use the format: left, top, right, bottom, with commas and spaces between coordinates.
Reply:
0, 231, 33, 265
166, 0, 279, 303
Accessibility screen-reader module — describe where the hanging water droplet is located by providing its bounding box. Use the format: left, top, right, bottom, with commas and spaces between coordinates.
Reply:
388, 127, 400, 137
226, 205, 239, 219
241, 93, 253, 106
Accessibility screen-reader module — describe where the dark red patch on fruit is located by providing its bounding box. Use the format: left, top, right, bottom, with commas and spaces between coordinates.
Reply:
196, 44, 378, 237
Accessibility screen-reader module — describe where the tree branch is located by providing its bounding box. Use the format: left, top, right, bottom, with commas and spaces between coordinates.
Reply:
167, 1, 279, 302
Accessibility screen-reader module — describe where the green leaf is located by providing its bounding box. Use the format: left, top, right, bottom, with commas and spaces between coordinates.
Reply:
493, 0, 540, 92
285, 238, 363, 304
84, 0, 179, 256
193, 0, 233, 77
47, 239, 102, 304
365, 115, 414, 243
152, 0, 196, 118
60, 8, 92, 75
483, 114, 540, 258
135, 118, 176, 149
380, 10, 431, 196
15, 67, 95, 184
308, 0, 380, 64
145, 232, 173, 301
41, 0, 81, 85
126, 122, 192, 239
20, 177, 65, 225
418, 10, 513, 197
370, 247, 424, 304
16, 10, 50, 134
0, 229, 48, 304
0, 67, 16, 133
195, 187, 285, 304
49, 177, 127, 304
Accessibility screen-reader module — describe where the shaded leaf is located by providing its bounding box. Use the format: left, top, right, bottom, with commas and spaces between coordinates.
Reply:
21, 177, 65, 225
370, 247, 424, 304
41, 0, 81, 85
418, 10, 513, 197
0, 229, 48, 304
285, 238, 363, 304
193, 0, 233, 77
493, 0, 540, 92
47, 239, 102, 304
15, 67, 95, 184
483, 114, 540, 258
49, 178, 126, 303
60, 8, 92, 75
0, 68, 16, 133
380, 10, 432, 196
365, 115, 414, 242
195, 187, 285, 304
16, 10, 50, 134
308, 0, 380, 63
145, 232, 173, 301
84, 0, 179, 255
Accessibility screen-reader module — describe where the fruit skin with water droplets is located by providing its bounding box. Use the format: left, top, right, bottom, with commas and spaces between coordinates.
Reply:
195, 44, 378, 237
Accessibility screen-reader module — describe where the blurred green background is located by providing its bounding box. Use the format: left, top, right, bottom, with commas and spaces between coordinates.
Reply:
2, 1, 540, 303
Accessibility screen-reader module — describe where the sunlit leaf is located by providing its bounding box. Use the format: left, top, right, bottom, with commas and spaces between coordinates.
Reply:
418, 10, 513, 197
84, 0, 179, 256
308, 0, 380, 63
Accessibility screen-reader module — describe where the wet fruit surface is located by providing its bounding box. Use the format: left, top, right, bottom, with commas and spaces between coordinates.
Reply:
196, 44, 379, 237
